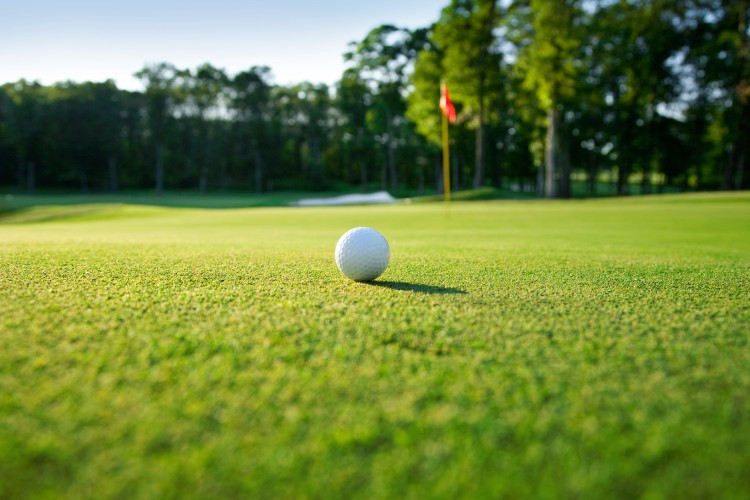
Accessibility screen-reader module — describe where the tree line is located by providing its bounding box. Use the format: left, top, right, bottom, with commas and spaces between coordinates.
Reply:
0, 0, 747, 197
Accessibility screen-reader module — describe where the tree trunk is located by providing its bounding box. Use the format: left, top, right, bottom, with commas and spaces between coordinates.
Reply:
155, 143, 165, 194
738, 0, 749, 189
641, 167, 651, 194
356, 131, 367, 188
296, 137, 304, 178
618, 106, 637, 195
199, 167, 208, 193
725, 100, 749, 190
436, 156, 443, 194
219, 160, 228, 192
473, 104, 486, 189
17, 151, 25, 190
723, 135, 737, 190
108, 156, 118, 192
738, 99, 748, 190
471, 2, 496, 190
310, 137, 322, 186
642, 112, 657, 195
385, 111, 397, 191
617, 165, 629, 195
537, 161, 545, 198
453, 155, 459, 192
559, 131, 571, 198
79, 170, 89, 193
545, 108, 560, 198
252, 142, 264, 194
199, 135, 208, 193
26, 161, 35, 194
492, 134, 504, 188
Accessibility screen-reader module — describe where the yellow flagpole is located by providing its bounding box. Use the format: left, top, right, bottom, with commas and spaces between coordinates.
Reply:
441, 111, 451, 204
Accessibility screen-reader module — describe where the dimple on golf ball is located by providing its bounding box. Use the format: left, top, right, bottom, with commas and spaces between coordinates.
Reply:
335, 227, 390, 281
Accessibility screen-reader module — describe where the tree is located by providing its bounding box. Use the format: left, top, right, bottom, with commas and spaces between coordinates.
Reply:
182, 63, 228, 192
345, 25, 431, 190
274, 83, 332, 189
335, 69, 373, 187
134, 63, 185, 194
43, 81, 124, 192
0, 86, 10, 187
512, 0, 583, 198
433, 0, 505, 189
685, 0, 750, 190
591, 0, 684, 195
407, 46, 444, 149
2, 1, 744, 198
231, 66, 274, 193
2, 81, 46, 193
83, 81, 123, 192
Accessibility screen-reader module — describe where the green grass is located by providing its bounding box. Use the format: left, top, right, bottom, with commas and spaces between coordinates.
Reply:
1, 192, 749, 498
0, 191, 332, 212
410, 186, 536, 202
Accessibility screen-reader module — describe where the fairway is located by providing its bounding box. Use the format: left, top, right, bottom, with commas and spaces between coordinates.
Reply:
1, 193, 749, 498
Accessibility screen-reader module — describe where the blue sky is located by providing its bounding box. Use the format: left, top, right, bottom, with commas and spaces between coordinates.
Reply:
1, 0, 446, 90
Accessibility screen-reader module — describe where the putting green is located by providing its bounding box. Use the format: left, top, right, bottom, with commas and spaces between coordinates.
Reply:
1, 192, 749, 497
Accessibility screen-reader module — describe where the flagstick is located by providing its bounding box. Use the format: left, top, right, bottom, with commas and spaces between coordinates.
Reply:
442, 112, 451, 204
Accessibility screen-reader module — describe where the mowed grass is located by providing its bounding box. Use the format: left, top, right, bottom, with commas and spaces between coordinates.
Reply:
1, 192, 749, 498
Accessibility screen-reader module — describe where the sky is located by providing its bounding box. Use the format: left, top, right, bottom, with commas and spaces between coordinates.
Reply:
1, 0, 446, 91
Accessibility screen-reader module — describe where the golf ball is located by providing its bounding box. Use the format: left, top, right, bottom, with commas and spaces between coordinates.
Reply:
335, 227, 390, 281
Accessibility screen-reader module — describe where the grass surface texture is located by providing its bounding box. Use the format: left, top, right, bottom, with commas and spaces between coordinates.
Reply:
1, 192, 749, 498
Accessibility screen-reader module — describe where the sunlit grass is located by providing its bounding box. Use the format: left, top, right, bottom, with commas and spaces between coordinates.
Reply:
1, 192, 749, 497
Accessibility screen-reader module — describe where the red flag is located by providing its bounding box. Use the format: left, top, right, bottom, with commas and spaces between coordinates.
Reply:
440, 83, 457, 123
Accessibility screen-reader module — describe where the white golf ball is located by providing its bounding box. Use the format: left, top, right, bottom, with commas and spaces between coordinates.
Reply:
335, 227, 390, 281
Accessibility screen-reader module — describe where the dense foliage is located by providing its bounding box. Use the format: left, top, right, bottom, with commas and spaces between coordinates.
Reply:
0, 0, 747, 196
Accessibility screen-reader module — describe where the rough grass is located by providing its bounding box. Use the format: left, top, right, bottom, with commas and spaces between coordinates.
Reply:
1, 192, 749, 498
